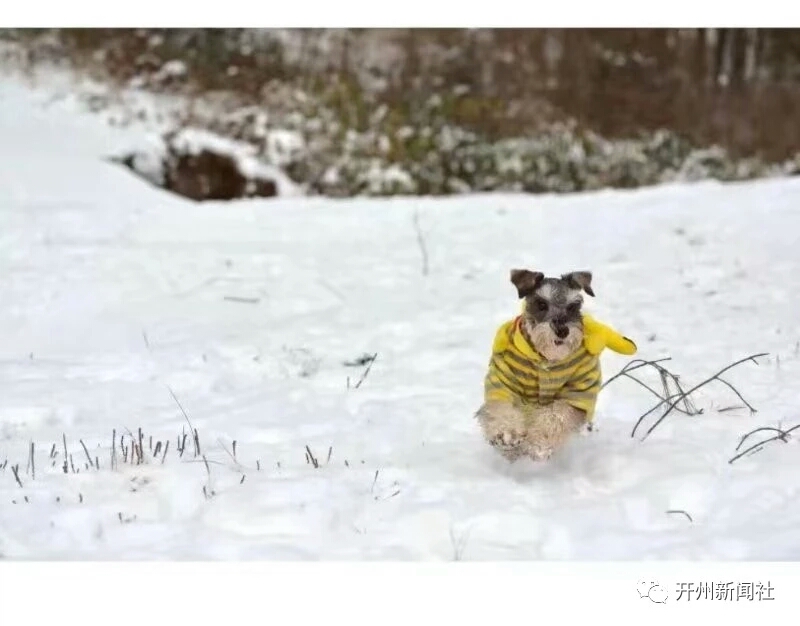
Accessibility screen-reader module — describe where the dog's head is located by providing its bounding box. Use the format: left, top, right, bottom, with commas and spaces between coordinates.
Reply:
510, 268, 595, 362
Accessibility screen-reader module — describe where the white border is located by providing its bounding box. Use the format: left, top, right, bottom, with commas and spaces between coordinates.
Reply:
1, 2, 800, 28
0, 562, 797, 623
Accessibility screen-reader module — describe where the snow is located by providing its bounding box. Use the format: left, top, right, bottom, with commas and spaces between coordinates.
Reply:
2, 73, 800, 561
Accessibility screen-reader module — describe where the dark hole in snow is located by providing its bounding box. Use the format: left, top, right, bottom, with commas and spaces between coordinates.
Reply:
112, 133, 278, 202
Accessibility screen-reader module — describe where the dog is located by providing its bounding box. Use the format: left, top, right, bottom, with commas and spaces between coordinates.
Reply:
475, 268, 637, 462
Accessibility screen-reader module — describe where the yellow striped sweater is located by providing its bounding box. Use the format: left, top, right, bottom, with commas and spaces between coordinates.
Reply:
484, 313, 636, 422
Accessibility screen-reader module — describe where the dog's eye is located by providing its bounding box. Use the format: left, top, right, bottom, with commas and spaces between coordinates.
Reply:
567, 302, 581, 315
533, 298, 548, 313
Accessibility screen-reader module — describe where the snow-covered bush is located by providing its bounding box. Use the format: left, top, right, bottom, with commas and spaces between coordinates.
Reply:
7, 31, 800, 200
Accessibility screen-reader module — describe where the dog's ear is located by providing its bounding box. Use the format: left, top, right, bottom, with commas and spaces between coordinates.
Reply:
510, 269, 544, 299
562, 271, 595, 297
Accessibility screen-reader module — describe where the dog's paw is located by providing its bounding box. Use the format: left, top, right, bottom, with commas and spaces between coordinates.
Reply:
489, 429, 525, 461
490, 428, 524, 449
526, 445, 554, 462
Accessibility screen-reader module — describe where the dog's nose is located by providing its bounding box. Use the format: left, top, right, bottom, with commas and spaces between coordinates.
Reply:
554, 326, 569, 339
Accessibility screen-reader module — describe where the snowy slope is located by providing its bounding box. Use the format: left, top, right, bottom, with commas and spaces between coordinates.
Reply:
2, 74, 800, 560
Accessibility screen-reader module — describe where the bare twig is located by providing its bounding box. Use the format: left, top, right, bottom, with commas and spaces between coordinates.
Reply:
666, 509, 693, 522
714, 377, 758, 413
718, 404, 746, 413
601, 357, 674, 389
30, 442, 35, 480
412, 210, 430, 276
371, 469, 379, 493
352, 353, 378, 389
617, 371, 696, 416
604, 358, 697, 416
729, 424, 800, 465
736, 426, 791, 451
632, 353, 768, 440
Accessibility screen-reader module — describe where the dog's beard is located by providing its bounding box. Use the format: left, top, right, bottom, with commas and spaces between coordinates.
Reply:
524, 319, 583, 362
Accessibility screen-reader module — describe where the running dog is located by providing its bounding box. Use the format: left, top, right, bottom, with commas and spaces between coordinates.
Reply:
475, 268, 637, 462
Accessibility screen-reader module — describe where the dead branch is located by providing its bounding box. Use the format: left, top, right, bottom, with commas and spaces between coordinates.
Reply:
601, 357, 674, 389
728, 423, 800, 465
736, 426, 791, 451
603, 358, 698, 415
631, 352, 767, 440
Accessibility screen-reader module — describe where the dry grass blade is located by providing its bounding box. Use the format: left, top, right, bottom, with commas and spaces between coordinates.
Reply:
11, 464, 23, 488
79, 439, 94, 468
412, 210, 430, 276
217, 438, 241, 467
305, 445, 319, 468
168, 386, 193, 429
111, 429, 117, 470
28, 442, 35, 480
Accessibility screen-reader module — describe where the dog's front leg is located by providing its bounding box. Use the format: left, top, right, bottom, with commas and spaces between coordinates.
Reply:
522, 401, 587, 461
475, 400, 528, 461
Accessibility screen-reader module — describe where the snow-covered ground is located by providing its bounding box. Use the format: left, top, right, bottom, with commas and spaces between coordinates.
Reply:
2, 71, 800, 560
